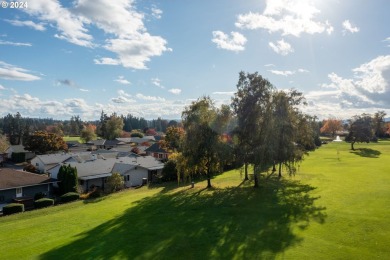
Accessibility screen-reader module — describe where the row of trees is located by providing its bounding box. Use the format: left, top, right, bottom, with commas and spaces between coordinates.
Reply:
319, 111, 389, 150
165, 72, 321, 188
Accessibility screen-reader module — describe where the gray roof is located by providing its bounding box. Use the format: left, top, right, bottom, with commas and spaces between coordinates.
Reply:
87, 139, 106, 146
129, 137, 156, 144
6, 145, 31, 153
35, 152, 91, 165
0, 168, 56, 190
63, 158, 117, 178
57, 155, 164, 179
145, 143, 168, 153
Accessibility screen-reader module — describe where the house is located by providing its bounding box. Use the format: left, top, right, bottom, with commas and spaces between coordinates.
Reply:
31, 152, 91, 173
0, 168, 57, 210
86, 139, 106, 150
6, 145, 35, 163
145, 143, 170, 161
47, 155, 164, 192
113, 156, 164, 187
129, 137, 156, 146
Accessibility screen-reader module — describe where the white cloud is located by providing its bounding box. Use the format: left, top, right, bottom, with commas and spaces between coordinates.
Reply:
136, 93, 165, 101
79, 89, 89, 92
151, 7, 163, 19
0, 84, 5, 90
236, 0, 333, 37
114, 76, 131, 85
385, 37, 390, 47
0, 40, 32, 47
212, 31, 247, 52
111, 89, 135, 103
96, 33, 170, 69
306, 55, 390, 118
24, 0, 94, 47
4, 19, 46, 31
21, 0, 170, 69
212, 91, 235, 95
342, 20, 359, 35
269, 39, 294, 55
264, 64, 275, 67
268, 70, 295, 76
151, 77, 164, 89
0, 61, 41, 81
0, 91, 188, 120
298, 68, 309, 73
168, 88, 182, 95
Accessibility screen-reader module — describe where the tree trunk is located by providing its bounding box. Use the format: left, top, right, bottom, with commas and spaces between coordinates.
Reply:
278, 162, 282, 178
253, 167, 259, 188
206, 167, 212, 188
272, 162, 276, 172
244, 162, 249, 181
351, 141, 355, 150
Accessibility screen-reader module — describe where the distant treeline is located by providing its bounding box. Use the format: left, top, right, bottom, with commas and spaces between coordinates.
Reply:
0, 111, 180, 145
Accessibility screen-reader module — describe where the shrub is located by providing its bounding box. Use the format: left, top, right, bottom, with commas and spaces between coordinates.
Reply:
79, 187, 102, 200
60, 192, 79, 203
3, 203, 24, 215
162, 160, 177, 182
34, 198, 54, 209
34, 192, 46, 201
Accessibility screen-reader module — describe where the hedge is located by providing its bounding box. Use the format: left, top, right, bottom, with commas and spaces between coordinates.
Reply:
3, 203, 24, 215
60, 192, 79, 203
34, 198, 54, 209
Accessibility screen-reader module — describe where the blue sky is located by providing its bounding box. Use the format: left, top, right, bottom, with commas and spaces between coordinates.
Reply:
0, 0, 389, 120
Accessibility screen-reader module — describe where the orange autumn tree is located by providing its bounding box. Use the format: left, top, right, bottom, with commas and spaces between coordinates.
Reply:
24, 131, 68, 154
320, 118, 343, 137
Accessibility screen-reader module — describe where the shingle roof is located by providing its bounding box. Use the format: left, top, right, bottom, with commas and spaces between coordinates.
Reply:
87, 139, 106, 146
6, 145, 31, 153
56, 155, 164, 179
144, 143, 168, 153
0, 168, 56, 190
35, 152, 91, 165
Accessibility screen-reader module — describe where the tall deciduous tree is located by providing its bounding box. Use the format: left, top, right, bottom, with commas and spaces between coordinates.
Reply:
232, 72, 274, 187
24, 131, 68, 154
162, 126, 185, 152
181, 96, 226, 188
80, 124, 97, 143
104, 114, 124, 140
373, 111, 387, 138
320, 118, 343, 137
0, 133, 9, 153
346, 114, 374, 150
269, 90, 308, 178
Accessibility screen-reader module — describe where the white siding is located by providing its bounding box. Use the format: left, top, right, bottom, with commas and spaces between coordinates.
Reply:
125, 168, 148, 187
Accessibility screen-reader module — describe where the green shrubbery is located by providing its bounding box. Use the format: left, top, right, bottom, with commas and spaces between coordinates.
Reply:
3, 203, 24, 215
60, 192, 79, 203
34, 198, 54, 209
34, 192, 46, 201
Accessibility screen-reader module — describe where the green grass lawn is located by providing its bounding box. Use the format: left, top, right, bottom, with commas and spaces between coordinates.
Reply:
0, 141, 389, 259
62, 136, 82, 143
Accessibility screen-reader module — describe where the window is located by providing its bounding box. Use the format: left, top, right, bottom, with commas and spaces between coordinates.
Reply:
16, 188, 22, 197
36, 163, 39, 166
127, 175, 130, 181
158, 154, 163, 159
0, 195, 4, 202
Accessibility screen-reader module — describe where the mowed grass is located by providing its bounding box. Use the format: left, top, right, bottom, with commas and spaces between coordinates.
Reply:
62, 136, 82, 143
0, 141, 389, 259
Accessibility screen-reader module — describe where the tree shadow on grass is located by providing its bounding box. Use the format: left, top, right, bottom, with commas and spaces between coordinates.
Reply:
350, 148, 381, 158
39, 177, 326, 260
